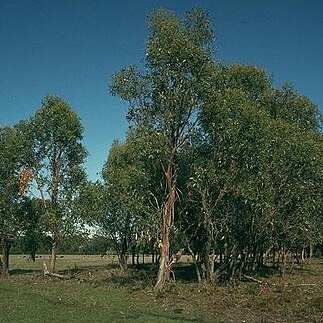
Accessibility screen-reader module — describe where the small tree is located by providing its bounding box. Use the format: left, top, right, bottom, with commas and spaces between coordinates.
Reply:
100, 137, 152, 269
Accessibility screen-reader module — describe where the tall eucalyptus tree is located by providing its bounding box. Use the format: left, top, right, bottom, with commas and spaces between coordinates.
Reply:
110, 8, 214, 289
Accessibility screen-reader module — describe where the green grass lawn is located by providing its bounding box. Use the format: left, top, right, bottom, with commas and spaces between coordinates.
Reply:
1, 255, 322, 322
0, 278, 195, 323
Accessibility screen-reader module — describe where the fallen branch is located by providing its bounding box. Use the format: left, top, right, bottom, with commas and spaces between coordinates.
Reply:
293, 283, 317, 287
43, 261, 71, 280
243, 274, 263, 284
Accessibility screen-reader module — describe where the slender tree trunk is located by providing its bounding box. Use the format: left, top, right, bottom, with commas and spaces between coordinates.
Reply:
200, 234, 212, 282
155, 207, 171, 289
50, 236, 57, 273
30, 252, 36, 262
200, 189, 214, 283
50, 148, 60, 273
131, 246, 135, 266
118, 234, 129, 270
154, 162, 175, 290
119, 254, 128, 270
2, 238, 11, 275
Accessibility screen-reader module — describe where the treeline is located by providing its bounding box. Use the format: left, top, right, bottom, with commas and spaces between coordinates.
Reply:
10, 234, 109, 256
1, 9, 322, 289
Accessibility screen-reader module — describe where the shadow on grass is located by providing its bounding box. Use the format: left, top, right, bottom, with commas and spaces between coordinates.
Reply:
9, 268, 38, 275
132, 308, 203, 322
105, 263, 198, 286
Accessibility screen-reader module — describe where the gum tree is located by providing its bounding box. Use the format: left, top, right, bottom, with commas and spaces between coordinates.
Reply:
110, 8, 214, 289
20, 96, 87, 272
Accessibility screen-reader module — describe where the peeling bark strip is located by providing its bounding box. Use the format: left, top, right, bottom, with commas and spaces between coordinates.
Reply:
50, 237, 57, 273
155, 162, 176, 290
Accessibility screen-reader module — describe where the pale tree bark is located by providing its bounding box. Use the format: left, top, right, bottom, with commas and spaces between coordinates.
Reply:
118, 236, 129, 270
50, 232, 57, 273
49, 150, 60, 273
155, 162, 176, 290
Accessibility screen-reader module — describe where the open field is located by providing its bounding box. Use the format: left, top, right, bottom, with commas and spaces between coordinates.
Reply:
0, 255, 322, 322
8, 254, 192, 272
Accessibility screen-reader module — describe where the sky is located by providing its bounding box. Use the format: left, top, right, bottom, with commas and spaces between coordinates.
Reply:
1, 0, 322, 181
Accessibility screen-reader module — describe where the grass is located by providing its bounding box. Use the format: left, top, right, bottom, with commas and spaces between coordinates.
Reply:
0, 255, 322, 322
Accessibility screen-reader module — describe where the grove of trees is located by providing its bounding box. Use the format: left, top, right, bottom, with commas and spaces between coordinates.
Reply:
1, 9, 322, 291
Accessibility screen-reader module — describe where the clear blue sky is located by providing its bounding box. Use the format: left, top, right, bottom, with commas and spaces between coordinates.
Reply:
1, 0, 322, 181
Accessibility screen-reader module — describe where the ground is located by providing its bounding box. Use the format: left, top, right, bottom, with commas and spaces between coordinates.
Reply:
0, 255, 322, 322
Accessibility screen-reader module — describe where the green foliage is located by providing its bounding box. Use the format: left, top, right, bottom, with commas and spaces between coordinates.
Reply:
192, 63, 323, 281
18, 198, 44, 259
0, 126, 26, 273
17, 95, 87, 271
100, 136, 159, 268
109, 8, 323, 284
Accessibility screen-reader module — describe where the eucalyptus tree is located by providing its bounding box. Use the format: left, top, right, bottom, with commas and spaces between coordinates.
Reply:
110, 8, 214, 289
20, 96, 87, 272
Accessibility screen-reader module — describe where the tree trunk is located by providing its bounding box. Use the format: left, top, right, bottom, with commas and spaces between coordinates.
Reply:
155, 208, 171, 290
2, 238, 11, 275
309, 244, 313, 261
121, 235, 129, 269
119, 254, 128, 270
200, 190, 214, 283
154, 162, 175, 290
50, 238, 57, 273
131, 246, 135, 266
199, 187, 226, 283
30, 252, 36, 262
200, 238, 213, 282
